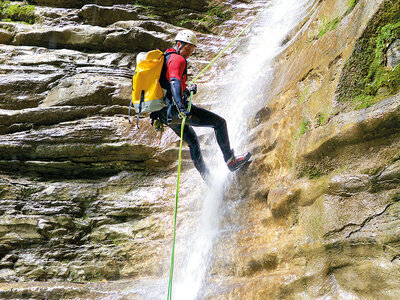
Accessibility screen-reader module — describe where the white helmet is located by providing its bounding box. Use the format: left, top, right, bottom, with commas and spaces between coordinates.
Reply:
175, 30, 198, 47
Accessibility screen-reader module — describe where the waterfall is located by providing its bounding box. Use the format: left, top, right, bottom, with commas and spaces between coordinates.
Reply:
173, 0, 312, 299
123, 0, 312, 298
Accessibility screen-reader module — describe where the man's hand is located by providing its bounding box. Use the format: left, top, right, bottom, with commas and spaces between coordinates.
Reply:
187, 84, 197, 95
184, 84, 197, 98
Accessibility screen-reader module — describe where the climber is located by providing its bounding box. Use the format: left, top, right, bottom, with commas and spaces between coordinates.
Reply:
150, 29, 251, 180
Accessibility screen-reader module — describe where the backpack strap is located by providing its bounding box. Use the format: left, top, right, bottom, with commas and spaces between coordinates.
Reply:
136, 90, 145, 129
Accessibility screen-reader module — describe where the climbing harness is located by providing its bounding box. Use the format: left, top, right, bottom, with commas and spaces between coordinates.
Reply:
167, 2, 272, 299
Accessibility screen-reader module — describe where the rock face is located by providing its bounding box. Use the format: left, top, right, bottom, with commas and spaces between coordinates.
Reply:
0, 0, 225, 289
209, 0, 400, 298
1, 0, 400, 299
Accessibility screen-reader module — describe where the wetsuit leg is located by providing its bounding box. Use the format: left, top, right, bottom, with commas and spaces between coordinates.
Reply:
167, 122, 209, 177
186, 105, 233, 161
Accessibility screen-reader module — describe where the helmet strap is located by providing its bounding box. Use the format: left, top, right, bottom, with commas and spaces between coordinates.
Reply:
176, 41, 186, 54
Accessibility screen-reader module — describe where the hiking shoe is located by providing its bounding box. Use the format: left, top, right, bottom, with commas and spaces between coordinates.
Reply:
226, 152, 251, 171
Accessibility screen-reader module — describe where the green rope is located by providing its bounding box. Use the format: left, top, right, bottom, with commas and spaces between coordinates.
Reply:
167, 108, 187, 300
167, 2, 272, 299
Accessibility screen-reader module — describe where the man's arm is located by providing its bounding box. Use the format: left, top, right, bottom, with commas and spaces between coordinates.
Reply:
167, 55, 188, 114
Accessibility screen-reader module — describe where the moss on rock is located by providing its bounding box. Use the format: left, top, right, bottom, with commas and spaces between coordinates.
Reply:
336, 0, 400, 108
0, 0, 37, 24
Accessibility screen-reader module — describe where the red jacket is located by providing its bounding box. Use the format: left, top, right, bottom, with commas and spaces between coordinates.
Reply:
163, 48, 187, 97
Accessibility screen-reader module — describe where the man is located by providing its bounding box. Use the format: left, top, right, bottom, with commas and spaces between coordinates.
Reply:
151, 29, 251, 180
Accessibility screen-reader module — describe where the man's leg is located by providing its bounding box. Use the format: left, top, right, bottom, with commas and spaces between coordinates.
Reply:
186, 105, 233, 162
167, 122, 210, 178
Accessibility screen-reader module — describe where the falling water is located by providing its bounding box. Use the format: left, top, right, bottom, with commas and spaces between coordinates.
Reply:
172, 0, 313, 299
123, 0, 312, 299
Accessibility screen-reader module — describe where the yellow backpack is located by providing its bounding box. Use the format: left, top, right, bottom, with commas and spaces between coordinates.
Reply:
130, 49, 166, 127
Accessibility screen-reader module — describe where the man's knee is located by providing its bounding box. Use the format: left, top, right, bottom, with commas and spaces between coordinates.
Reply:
214, 116, 227, 131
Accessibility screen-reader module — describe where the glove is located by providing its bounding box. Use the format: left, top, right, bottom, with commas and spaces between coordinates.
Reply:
184, 84, 197, 98
187, 84, 197, 95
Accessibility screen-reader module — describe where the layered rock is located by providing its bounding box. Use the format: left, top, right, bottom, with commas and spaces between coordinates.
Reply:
210, 0, 400, 298
0, 0, 230, 289
1, 0, 399, 298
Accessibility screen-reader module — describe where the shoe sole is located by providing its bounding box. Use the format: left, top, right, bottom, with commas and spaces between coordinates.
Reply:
228, 152, 251, 171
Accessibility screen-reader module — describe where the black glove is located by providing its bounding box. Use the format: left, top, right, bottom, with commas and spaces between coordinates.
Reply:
184, 84, 197, 98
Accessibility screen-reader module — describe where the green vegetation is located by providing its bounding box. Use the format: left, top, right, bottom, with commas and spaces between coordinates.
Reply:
316, 113, 327, 127
315, 0, 359, 40
365, 22, 400, 95
346, 0, 358, 13
295, 118, 311, 139
336, 2, 400, 109
180, 4, 232, 31
0, 0, 37, 24
298, 164, 323, 180
317, 16, 340, 39
298, 86, 311, 104
353, 94, 376, 109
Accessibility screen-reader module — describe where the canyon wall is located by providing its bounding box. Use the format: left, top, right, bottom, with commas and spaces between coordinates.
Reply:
0, 0, 399, 298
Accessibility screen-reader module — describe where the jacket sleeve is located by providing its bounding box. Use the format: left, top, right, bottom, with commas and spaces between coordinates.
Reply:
170, 78, 185, 109
166, 55, 187, 109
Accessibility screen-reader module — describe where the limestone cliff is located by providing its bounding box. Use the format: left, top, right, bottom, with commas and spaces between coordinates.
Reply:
0, 0, 243, 292
0, 0, 399, 299
212, 0, 400, 298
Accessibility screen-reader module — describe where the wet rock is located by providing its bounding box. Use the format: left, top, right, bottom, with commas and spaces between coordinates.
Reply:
0, 215, 43, 248
0, 67, 63, 110
294, 94, 400, 160
13, 25, 111, 50
328, 174, 372, 196
35, 6, 81, 27
104, 21, 173, 51
267, 187, 300, 217
33, 0, 208, 11
0, 29, 13, 44
387, 39, 400, 69
376, 160, 400, 190
41, 74, 131, 107
10, 22, 174, 52
0, 268, 17, 282
0, 116, 172, 177
32, 0, 86, 8
297, 178, 329, 206
0, 106, 109, 135
0, 45, 135, 111
79, 4, 142, 26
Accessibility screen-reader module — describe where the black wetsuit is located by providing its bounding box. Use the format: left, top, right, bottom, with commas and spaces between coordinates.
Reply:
155, 48, 233, 177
